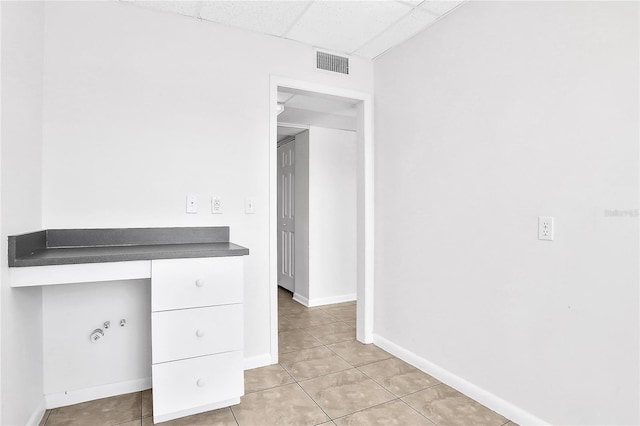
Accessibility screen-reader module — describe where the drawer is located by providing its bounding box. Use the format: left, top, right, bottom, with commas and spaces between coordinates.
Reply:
152, 351, 244, 420
152, 304, 243, 364
152, 257, 243, 311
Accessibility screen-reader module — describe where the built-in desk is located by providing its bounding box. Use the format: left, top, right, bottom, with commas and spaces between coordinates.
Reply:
9, 227, 248, 286
8, 227, 249, 423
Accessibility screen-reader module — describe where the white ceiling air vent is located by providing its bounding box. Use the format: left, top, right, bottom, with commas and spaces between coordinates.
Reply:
316, 50, 349, 75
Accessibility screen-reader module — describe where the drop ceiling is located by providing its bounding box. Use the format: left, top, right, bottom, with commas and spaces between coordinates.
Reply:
123, 0, 465, 59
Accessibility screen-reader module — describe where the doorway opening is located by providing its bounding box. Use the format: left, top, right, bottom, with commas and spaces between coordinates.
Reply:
276, 123, 307, 296
269, 77, 374, 363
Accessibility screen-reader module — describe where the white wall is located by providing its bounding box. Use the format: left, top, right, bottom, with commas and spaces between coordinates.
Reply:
40, 1, 372, 399
293, 131, 310, 301
373, 2, 638, 425
0, 1, 45, 424
293, 127, 357, 306
308, 126, 356, 305
42, 280, 151, 404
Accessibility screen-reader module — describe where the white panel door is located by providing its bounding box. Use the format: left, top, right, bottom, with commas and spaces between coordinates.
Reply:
277, 141, 295, 292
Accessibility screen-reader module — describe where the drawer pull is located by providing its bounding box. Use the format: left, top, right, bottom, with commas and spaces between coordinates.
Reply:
195, 329, 205, 338
195, 279, 205, 288
196, 379, 206, 387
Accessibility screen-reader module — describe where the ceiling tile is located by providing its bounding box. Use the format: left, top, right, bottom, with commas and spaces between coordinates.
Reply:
395, 0, 425, 6
420, 0, 464, 16
130, 1, 199, 17
198, 1, 313, 37
286, 0, 412, 54
355, 8, 436, 59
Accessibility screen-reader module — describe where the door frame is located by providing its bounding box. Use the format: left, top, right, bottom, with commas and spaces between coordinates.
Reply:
269, 76, 374, 363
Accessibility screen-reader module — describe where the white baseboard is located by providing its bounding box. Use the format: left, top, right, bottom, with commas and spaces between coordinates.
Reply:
292, 292, 310, 307
372, 334, 550, 426
244, 353, 272, 370
26, 400, 46, 426
43, 354, 274, 410
45, 377, 151, 409
293, 292, 356, 308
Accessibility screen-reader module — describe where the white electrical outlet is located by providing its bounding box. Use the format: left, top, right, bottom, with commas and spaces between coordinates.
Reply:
538, 216, 554, 241
186, 195, 198, 214
211, 197, 222, 214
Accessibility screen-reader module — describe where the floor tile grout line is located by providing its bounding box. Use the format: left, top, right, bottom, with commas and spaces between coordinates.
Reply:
280, 321, 355, 382
111, 417, 142, 426
329, 397, 403, 423
280, 291, 442, 424
279, 291, 391, 422
400, 382, 444, 399
399, 384, 510, 426
278, 320, 346, 332
322, 341, 394, 369
229, 404, 240, 426
278, 330, 357, 355
41, 409, 51, 426
294, 381, 333, 423
281, 305, 353, 319
279, 289, 512, 426
278, 328, 325, 353
327, 353, 439, 425
279, 317, 348, 331
397, 397, 439, 426
297, 321, 356, 334
353, 363, 405, 397
280, 317, 391, 378
283, 328, 356, 347
280, 310, 344, 320
280, 362, 353, 384
350, 359, 443, 403
320, 339, 357, 367
244, 368, 296, 395
281, 297, 444, 425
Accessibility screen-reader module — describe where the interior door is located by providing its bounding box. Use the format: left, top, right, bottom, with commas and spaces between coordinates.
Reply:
277, 141, 295, 292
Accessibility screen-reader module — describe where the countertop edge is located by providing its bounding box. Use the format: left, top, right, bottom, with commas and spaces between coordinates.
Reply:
9, 227, 249, 268
11, 248, 250, 267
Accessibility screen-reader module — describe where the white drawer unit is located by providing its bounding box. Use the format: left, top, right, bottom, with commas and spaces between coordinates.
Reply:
152, 256, 243, 311
151, 256, 244, 424
152, 304, 243, 364
152, 351, 244, 423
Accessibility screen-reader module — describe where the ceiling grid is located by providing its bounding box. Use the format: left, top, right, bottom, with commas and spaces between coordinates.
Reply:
123, 0, 465, 60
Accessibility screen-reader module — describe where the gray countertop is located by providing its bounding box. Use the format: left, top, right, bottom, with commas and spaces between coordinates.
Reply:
9, 227, 249, 267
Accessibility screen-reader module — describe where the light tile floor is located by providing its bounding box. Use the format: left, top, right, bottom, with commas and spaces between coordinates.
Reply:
40, 287, 518, 426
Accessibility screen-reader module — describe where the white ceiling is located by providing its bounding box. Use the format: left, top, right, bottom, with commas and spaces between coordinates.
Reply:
124, 0, 465, 59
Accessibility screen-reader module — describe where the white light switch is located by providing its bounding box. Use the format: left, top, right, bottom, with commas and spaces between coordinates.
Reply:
245, 198, 255, 214
186, 195, 198, 214
211, 197, 222, 214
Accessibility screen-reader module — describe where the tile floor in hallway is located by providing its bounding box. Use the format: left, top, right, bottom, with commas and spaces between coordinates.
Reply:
39, 287, 518, 426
